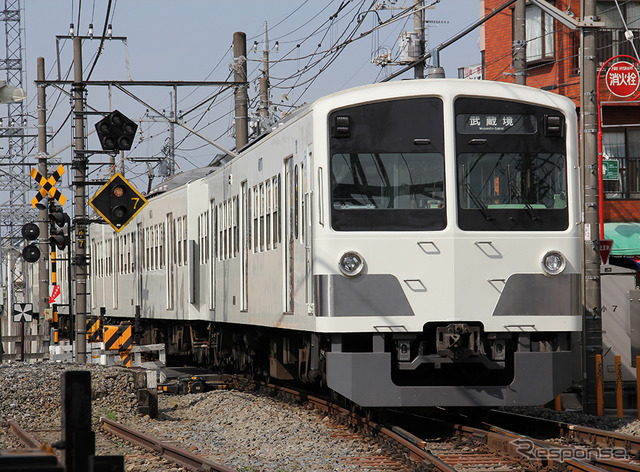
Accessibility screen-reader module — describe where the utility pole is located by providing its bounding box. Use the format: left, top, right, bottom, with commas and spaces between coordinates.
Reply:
581, 0, 602, 415
233, 32, 248, 150
413, 0, 425, 79
73, 37, 87, 363
36, 57, 49, 339
259, 22, 270, 135
513, 0, 526, 85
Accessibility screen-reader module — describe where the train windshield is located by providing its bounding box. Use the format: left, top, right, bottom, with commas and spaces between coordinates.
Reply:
329, 97, 446, 231
332, 152, 444, 209
455, 97, 569, 231
331, 152, 445, 231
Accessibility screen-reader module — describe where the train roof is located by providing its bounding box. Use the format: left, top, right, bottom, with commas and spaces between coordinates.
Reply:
147, 166, 216, 197
308, 78, 576, 114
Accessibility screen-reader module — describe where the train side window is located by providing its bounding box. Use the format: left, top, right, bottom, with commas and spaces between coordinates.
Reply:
151, 226, 156, 270
227, 199, 235, 259
206, 209, 210, 262
273, 175, 279, 248
301, 163, 305, 243
218, 207, 222, 260
182, 216, 188, 266
158, 222, 164, 269
233, 197, 238, 257
294, 164, 299, 240
176, 220, 181, 267
253, 186, 259, 252
266, 180, 272, 250
225, 201, 229, 258
247, 188, 252, 255
259, 183, 265, 252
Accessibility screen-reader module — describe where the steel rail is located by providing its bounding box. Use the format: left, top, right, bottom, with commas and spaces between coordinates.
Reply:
8, 420, 47, 450
99, 417, 236, 472
565, 424, 640, 456
592, 458, 640, 472
486, 409, 640, 457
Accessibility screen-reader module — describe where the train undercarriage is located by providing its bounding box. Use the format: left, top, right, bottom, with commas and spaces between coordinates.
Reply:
118, 318, 573, 407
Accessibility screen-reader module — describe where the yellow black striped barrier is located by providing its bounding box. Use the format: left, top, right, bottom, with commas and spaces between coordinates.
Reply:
104, 323, 133, 368
86, 316, 102, 342
104, 323, 132, 351
119, 350, 133, 368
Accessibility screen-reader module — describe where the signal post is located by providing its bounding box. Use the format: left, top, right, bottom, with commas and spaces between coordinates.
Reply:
73, 36, 88, 363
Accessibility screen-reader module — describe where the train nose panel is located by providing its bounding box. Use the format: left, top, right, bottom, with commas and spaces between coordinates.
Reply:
492, 273, 581, 316
315, 274, 414, 317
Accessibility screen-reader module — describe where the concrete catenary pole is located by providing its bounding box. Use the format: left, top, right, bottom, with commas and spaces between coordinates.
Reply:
581, 0, 602, 415
234, 32, 248, 150
414, 0, 425, 79
513, 0, 526, 85
259, 22, 270, 134
73, 37, 87, 363
36, 57, 49, 336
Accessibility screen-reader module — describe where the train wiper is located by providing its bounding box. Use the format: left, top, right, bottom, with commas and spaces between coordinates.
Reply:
509, 182, 539, 221
463, 183, 493, 221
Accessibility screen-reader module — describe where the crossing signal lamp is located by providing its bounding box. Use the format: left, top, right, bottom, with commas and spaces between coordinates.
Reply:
95, 110, 138, 152
21, 222, 40, 263
49, 206, 69, 250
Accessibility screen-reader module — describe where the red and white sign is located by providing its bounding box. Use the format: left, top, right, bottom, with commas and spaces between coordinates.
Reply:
600, 239, 614, 265
49, 285, 60, 304
606, 61, 640, 97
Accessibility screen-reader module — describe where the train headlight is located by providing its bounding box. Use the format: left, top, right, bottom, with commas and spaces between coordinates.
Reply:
542, 251, 566, 276
338, 251, 364, 277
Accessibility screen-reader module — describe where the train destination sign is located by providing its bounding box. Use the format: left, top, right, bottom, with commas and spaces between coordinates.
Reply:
606, 61, 640, 97
456, 114, 536, 134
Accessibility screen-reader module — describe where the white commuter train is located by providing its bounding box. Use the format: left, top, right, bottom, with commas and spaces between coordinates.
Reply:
89, 79, 582, 407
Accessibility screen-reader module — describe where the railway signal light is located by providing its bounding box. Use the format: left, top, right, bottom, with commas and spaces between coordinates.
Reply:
95, 110, 138, 152
89, 172, 148, 232
21, 222, 40, 263
49, 206, 69, 250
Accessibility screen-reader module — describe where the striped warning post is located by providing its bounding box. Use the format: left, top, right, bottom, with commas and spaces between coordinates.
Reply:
86, 316, 102, 342
119, 350, 133, 368
104, 323, 133, 351
51, 249, 57, 284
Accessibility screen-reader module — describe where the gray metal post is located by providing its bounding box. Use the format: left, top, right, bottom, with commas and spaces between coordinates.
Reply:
73, 37, 87, 363
513, 0, 526, 85
259, 22, 270, 134
581, 0, 602, 415
233, 32, 248, 150
36, 57, 49, 342
414, 0, 425, 79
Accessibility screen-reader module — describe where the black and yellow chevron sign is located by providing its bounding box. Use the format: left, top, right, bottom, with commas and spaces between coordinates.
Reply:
30, 165, 66, 208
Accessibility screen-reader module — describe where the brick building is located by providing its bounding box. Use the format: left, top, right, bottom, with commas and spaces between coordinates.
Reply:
482, 0, 640, 257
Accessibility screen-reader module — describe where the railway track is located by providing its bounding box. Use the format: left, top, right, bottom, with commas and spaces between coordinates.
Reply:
7, 373, 640, 472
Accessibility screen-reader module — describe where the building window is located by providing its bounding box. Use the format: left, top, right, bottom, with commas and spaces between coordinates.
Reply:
596, 1, 640, 62
603, 128, 640, 199
525, 1, 555, 62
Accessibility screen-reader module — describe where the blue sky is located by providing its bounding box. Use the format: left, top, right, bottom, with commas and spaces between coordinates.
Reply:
20, 0, 482, 188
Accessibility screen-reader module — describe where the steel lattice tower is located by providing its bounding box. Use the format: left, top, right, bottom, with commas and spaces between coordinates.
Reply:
0, 0, 34, 303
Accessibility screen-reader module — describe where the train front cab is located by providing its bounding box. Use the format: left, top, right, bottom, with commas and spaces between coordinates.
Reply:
316, 81, 582, 407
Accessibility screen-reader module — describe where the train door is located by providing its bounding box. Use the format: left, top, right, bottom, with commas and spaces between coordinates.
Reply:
136, 222, 143, 307
209, 200, 216, 311
112, 236, 118, 309
240, 183, 248, 311
284, 156, 294, 313
304, 148, 313, 313
166, 213, 174, 310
